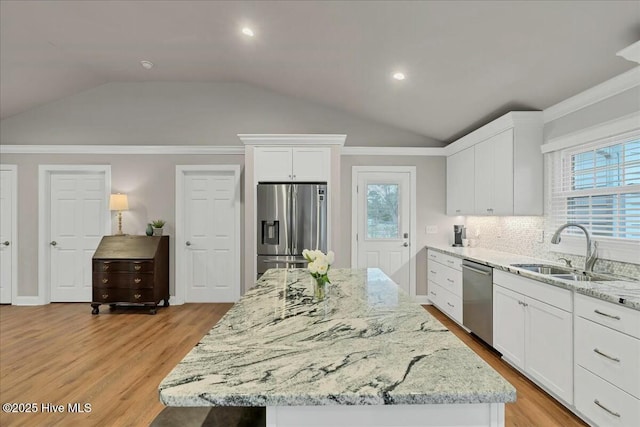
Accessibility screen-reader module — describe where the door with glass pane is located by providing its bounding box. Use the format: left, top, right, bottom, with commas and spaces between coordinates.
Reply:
355, 170, 412, 294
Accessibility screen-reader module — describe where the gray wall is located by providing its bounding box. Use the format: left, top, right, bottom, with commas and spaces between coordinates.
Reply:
0, 82, 442, 147
339, 155, 456, 295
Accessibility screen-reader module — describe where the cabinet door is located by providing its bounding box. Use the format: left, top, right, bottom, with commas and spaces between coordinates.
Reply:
525, 297, 573, 404
474, 138, 493, 214
255, 147, 293, 182
446, 147, 474, 215
491, 129, 514, 215
493, 285, 525, 370
292, 147, 330, 182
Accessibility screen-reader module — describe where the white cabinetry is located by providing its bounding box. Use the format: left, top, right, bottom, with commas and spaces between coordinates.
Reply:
493, 270, 573, 404
445, 111, 543, 216
255, 146, 330, 182
446, 147, 474, 215
427, 250, 463, 324
574, 294, 640, 427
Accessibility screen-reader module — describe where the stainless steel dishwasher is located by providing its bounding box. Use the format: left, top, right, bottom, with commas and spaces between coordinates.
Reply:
462, 260, 493, 346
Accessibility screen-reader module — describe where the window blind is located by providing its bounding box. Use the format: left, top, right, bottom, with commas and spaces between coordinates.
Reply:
548, 131, 640, 241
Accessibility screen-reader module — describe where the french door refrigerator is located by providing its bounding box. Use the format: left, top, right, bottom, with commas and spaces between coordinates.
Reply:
256, 183, 327, 277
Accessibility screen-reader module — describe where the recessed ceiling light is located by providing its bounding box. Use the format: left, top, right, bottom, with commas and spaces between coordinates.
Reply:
393, 72, 406, 81
242, 27, 255, 37
140, 60, 154, 70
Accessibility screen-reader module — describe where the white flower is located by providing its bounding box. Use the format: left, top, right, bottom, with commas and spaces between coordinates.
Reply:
316, 261, 328, 275
326, 250, 335, 265
308, 261, 319, 274
302, 249, 312, 261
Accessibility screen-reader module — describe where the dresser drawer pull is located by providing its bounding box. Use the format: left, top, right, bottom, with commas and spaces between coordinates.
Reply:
134, 278, 142, 284
594, 309, 620, 320
133, 293, 142, 300
593, 399, 620, 418
102, 294, 109, 299
593, 348, 620, 362
102, 264, 109, 271
102, 278, 108, 284
134, 265, 142, 271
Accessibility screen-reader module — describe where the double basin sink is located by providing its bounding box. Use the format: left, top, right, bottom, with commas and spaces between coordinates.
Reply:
510, 264, 618, 282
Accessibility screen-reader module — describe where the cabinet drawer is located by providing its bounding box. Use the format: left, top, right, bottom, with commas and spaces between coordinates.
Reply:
427, 281, 443, 307
575, 365, 640, 427
93, 288, 130, 303
93, 273, 154, 288
429, 281, 462, 324
575, 316, 640, 398
427, 250, 462, 271
93, 260, 154, 273
130, 289, 155, 303
576, 293, 640, 339
428, 261, 462, 297
493, 270, 572, 312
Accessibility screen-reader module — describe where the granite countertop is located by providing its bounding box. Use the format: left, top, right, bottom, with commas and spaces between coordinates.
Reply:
427, 245, 640, 311
159, 268, 516, 407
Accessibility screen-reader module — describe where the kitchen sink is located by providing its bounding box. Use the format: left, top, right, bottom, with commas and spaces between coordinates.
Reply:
510, 264, 573, 275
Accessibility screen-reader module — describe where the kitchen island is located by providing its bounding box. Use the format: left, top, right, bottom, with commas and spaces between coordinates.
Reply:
159, 268, 515, 427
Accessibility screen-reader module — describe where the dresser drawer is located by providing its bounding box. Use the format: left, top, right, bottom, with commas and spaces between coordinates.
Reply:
576, 293, 640, 339
93, 260, 154, 273
93, 272, 155, 288
93, 287, 130, 303
130, 289, 155, 303
575, 365, 640, 427
575, 316, 640, 398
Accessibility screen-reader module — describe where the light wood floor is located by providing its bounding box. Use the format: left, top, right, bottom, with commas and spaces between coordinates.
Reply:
0, 303, 587, 427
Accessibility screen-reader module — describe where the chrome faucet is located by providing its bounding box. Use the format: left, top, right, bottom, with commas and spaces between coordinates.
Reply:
550, 223, 597, 272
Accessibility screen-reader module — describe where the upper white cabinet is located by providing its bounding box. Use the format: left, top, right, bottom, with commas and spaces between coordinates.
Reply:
446, 147, 475, 215
446, 111, 543, 216
255, 146, 330, 182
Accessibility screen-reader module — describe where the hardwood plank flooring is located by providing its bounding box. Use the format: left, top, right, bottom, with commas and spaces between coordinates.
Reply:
1, 303, 587, 426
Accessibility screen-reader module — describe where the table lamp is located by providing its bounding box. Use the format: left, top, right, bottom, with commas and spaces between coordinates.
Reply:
109, 193, 129, 235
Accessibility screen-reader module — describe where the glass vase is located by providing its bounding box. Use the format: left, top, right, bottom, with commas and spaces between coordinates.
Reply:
313, 277, 326, 301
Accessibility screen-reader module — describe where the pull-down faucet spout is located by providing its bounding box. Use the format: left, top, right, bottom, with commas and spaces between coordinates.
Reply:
550, 223, 597, 272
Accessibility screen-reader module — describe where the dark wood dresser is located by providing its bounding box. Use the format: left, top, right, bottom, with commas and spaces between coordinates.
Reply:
91, 235, 169, 315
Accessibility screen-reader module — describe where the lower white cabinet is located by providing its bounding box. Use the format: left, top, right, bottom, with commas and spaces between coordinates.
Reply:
493, 271, 573, 404
427, 250, 463, 324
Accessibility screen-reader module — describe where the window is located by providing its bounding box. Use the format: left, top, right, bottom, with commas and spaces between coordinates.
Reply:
366, 184, 399, 239
550, 132, 640, 243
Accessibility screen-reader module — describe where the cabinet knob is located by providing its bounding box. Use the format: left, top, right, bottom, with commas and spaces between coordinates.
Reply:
134, 265, 142, 271
2, 241, 9, 246
134, 293, 141, 300
50, 241, 57, 246
102, 278, 108, 284
134, 278, 142, 284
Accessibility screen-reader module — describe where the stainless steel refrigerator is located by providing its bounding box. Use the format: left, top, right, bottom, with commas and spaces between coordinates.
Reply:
257, 183, 327, 277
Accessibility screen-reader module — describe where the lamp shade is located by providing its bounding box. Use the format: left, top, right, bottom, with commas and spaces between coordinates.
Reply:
109, 193, 129, 211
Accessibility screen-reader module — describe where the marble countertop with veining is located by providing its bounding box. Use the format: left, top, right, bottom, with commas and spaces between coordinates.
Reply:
159, 268, 516, 407
427, 245, 640, 311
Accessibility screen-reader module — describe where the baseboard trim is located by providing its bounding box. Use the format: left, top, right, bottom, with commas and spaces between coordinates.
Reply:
12, 296, 44, 306
414, 295, 432, 305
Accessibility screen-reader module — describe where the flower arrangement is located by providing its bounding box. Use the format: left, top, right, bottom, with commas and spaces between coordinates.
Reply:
303, 249, 335, 283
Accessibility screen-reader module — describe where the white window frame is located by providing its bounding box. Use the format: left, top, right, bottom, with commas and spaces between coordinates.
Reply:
544, 113, 640, 264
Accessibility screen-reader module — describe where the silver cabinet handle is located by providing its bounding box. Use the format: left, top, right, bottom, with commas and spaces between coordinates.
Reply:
593, 348, 620, 362
186, 241, 192, 246
447, 278, 454, 283
447, 260, 455, 264
429, 291, 437, 296
594, 309, 620, 320
50, 241, 57, 246
447, 302, 454, 308
593, 399, 620, 418
455, 209, 461, 213
429, 270, 437, 274
2, 241, 9, 246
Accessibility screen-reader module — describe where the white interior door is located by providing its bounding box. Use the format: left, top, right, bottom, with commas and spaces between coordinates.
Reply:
0, 166, 17, 304
49, 171, 108, 302
178, 166, 240, 303
353, 168, 414, 295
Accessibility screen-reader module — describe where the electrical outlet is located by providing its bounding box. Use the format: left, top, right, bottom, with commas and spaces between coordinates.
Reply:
496, 227, 502, 238
425, 225, 438, 234
537, 229, 544, 243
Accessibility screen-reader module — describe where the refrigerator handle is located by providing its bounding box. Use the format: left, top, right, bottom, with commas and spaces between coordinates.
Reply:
292, 185, 297, 254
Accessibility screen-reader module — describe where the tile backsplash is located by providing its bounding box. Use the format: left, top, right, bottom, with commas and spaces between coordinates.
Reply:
465, 216, 640, 280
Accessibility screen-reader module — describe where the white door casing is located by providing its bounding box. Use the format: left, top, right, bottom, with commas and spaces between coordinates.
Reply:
39, 165, 111, 304
351, 167, 416, 296
0, 165, 18, 304
176, 165, 241, 303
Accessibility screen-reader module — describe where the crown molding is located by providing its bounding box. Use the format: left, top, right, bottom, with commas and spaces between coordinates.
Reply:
341, 146, 445, 156
238, 134, 346, 146
0, 145, 245, 155
543, 67, 640, 124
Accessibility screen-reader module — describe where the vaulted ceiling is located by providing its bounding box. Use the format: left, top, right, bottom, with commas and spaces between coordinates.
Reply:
1, 0, 638, 143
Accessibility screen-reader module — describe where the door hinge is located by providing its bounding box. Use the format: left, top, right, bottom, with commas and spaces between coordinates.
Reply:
356, 233, 358, 242
356, 185, 359, 193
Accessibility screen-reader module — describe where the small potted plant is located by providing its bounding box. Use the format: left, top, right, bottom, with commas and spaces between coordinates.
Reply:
151, 219, 166, 236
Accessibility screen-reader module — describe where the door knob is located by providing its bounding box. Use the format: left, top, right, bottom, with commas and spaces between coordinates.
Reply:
50, 241, 57, 246
185, 241, 192, 246
2, 241, 9, 246
403, 242, 409, 247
